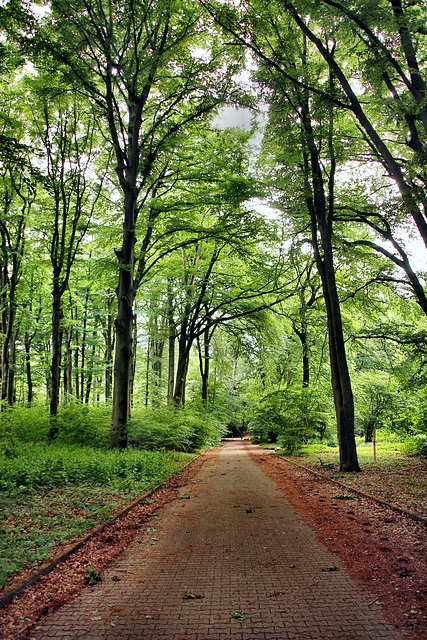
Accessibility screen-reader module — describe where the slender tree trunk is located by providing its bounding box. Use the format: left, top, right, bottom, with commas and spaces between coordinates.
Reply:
167, 283, 175, 405
198, 326, 210, 410
174, 350, 190, 408
24, 331, 33, 405
302, 100, 360, 472
145, 338, 150, 407
293, 325, 309, 387
74, 333, 79, 400
152, 337, 164, 407
7, 330, 16, 406
80, 286, 90, 400
105, 290, 114, 400
85, 329, 97, 403
63, 327, 73, 398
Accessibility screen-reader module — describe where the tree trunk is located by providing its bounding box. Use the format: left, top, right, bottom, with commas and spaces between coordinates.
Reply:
24, 331, 33, 405
49, 281, 62, 418
167, 283, 175, 405
111, 187, 137, 447
64, 327, 73, 398
202, 334, 209, 409
85, 329, 97, 403
152, 337, 164, 407
198, 326, 210, 410
80, 286, 90, 400
322, 261, 359, 471
7, 330, 16, 406
293, 325, 309, 388
302, 102, 360, 472
105, 290, 114, 400
174, 350, 190, 408
145, 339, 150, 407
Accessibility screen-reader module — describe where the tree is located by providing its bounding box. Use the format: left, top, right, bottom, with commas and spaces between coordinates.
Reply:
30, 0, 248, 446
27, 85, 103, 421
208, 4, 362, 469
0, 76, 36, 406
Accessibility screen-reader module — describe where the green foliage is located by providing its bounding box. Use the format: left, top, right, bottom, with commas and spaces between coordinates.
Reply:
190, 379, 247, 437
0, 404, 50, 443
0, 441, 190, 496
0, 404, 111, 447
248, 389, 329, 452
0, 445, 192, 587
128, 406, 226, 452
356, 383, 398, 442
53, 404, 111, 446
402, 435, 427, 457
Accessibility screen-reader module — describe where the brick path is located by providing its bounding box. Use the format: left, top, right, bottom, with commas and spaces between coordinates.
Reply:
32, 440, 402, 639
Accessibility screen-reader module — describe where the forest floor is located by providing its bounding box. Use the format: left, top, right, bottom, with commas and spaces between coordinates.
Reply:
251, 446, 427, 640
0, 441, 426, 640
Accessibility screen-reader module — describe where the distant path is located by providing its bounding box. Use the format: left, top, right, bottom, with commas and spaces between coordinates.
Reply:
33, 440, 401, 639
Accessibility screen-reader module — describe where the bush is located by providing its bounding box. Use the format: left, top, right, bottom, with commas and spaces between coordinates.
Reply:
0, 441, 191, 495
402, 434, 427, 456
0, 404, 50, 443
128, 406, 226, 452
0, 404, 110, 448
249, 389, 329, 452
54, 404, 110, 447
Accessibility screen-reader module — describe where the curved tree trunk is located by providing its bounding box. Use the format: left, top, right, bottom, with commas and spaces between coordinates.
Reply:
302, 99, 360, 472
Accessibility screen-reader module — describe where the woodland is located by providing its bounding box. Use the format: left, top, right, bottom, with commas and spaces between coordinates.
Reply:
1, 0, 427, 480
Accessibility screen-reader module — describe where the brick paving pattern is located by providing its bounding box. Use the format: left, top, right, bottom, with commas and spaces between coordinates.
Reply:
32, 440, 402, 639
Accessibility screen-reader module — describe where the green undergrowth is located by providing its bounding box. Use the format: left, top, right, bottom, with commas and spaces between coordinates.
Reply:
266, 430, 421, 467
282, 433, 414, 468
0, 443, 193, 589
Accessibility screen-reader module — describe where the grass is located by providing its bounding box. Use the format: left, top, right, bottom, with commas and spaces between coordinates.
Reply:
271, 431, 427, 517
291, 433, 412, 468
0, 443, 193, 589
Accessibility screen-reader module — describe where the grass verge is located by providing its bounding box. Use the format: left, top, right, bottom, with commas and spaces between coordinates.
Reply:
270, 433, 427, 517
0, 444, 193, 589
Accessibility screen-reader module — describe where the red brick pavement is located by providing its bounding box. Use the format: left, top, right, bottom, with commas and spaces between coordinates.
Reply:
31, 440, 402, 639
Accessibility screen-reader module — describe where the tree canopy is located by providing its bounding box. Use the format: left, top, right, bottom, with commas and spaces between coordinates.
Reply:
1, 0, 427, 471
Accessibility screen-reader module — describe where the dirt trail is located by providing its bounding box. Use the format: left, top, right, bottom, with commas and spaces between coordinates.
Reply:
30, 440, 402, 640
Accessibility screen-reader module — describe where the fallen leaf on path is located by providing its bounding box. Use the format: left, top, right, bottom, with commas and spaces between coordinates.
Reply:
183, 592, 203, 600
231, 609, 245, 620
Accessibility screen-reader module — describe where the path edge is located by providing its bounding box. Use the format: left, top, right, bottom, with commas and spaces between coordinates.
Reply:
278, 455, 427, 525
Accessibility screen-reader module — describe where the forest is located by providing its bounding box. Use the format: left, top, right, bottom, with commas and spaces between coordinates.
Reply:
1, 0, 427, 482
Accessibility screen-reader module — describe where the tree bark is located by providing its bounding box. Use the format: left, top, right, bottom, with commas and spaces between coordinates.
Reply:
49, 280, 62, 419
111, 186, 137, 447
85, 329, 97, 403
198, 325, 210, 409
167, 284, 176, 406
7, 330, 16, 406
24, 331, 33, 405
104, 290, 114, 400
301, 100, 360, 472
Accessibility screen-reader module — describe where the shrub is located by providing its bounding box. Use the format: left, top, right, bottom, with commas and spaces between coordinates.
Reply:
402, 434, 427, 456
128, 406, 226, 452
249, 389, 329, 452
0, 405, 50, 443
0, 442, 191, 496
54, 404, 110, 447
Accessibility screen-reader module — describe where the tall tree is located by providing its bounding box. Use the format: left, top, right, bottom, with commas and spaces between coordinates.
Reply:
0, 78, 36, 406
28, 86, 103, 421
31, 0, 246, 446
